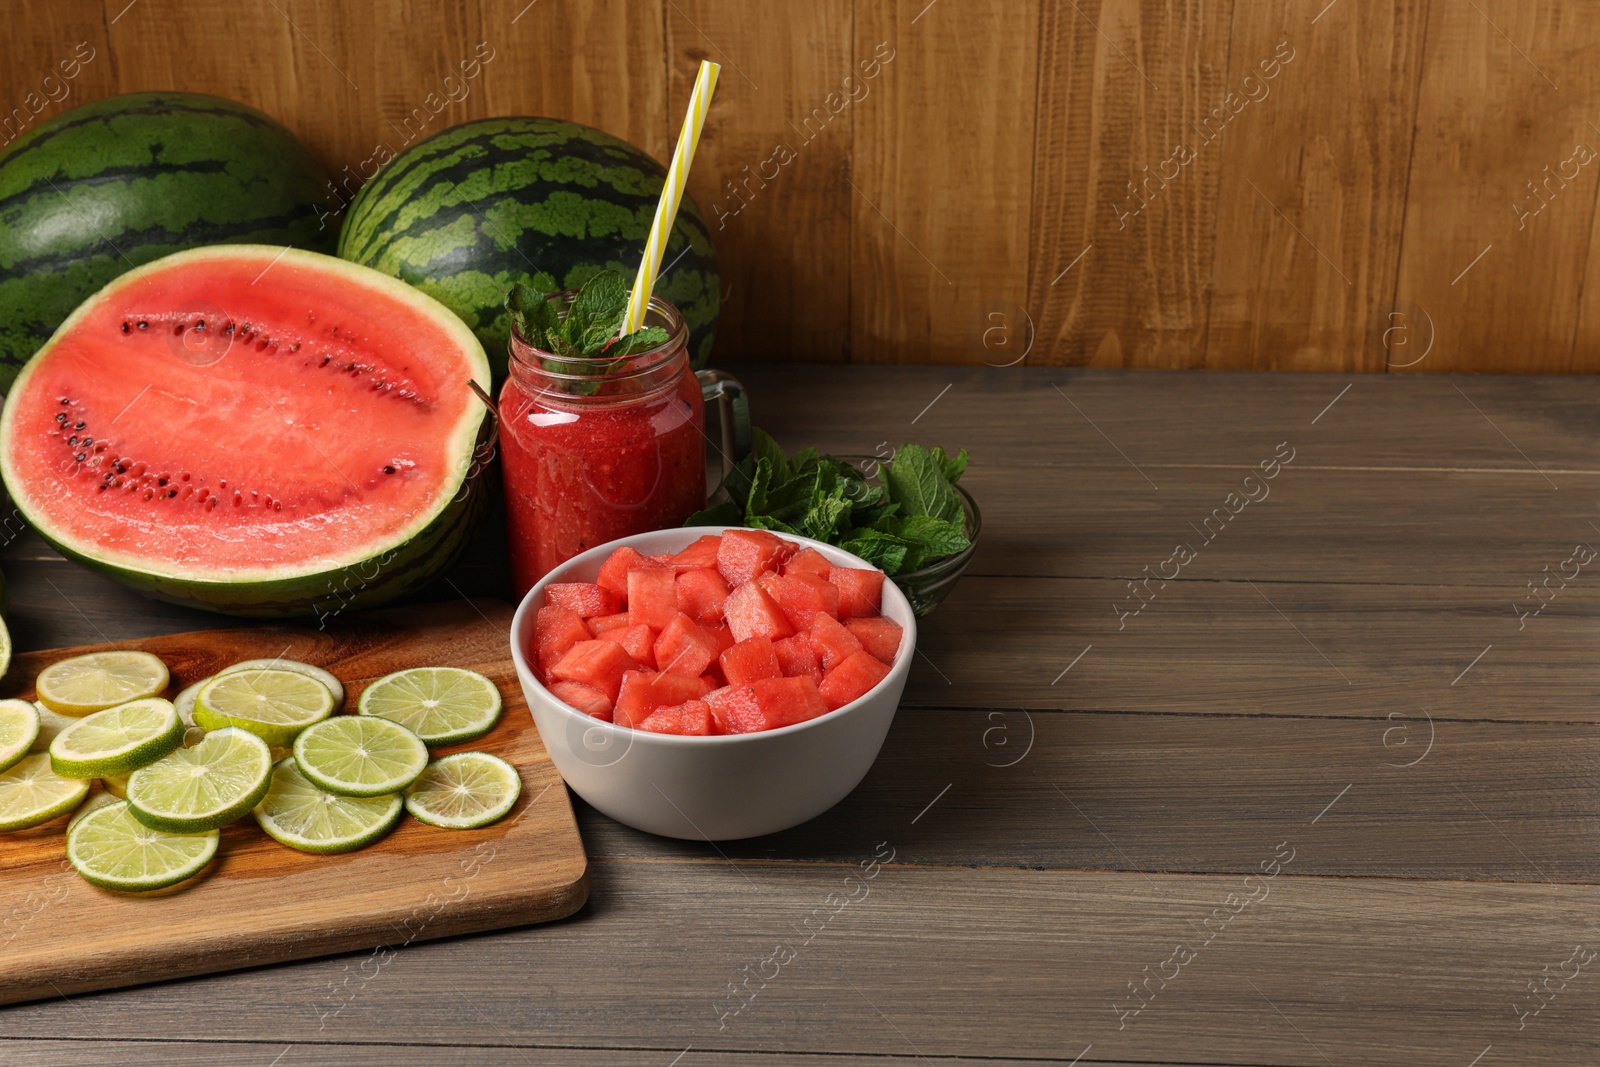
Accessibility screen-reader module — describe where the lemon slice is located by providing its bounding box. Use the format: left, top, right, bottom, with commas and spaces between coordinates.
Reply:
67, 799, 217, 892
0, 698, 40, 773
49, 697, 184, 779
293, 715, 428, 798
29, 702, 79, 753
127, 726, 272, 833
0, 753, 91, 831
220, 659, 344, 709
254, 758, 403, 854
404, 751, 521, 829
35, 650, 170, 716
193, 668, 335, 747
358, 666, 502, 747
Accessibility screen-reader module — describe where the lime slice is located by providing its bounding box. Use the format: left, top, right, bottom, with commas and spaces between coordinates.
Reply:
0, 698, 40, 773
67, 799, 217, 892
220, 659, 344, 709
35, 650, 170, 716
254, 758, 402, 854
102, 772, 128, 799
126, 726, 272, 833
0, 753, 91, 831
404, 751, 521, 829
293, 715, 428, 798
193, 668, 335, 747
29, 702, 79, 753
171, 681, 210, 749
0, 614, 10, 680
358, 667, 503, 747
69, 788, 121, 829
49, 697, 184, 779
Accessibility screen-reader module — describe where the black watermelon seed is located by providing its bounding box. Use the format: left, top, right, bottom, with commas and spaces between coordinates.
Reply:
74, 421, 85, 430
55, 413, 67, 423
167, 489, 177, 498
75, 453, 86, 462
68, 436, 78, 446
137, 321, 147, 330
383, 465, 396, 474
121, 322, 130, 334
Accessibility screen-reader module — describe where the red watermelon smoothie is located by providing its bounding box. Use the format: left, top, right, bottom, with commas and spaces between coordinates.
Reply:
499, 293, 706, 595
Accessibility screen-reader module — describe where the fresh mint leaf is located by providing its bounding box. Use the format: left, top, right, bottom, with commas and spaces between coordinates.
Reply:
885, 444, 963, 524
803, 484, 852, 542
505, 277, 561, 348
610, 325, 669, 357
744, 457, 775, 517
747, 513, 804, 536
881, 514, 971, 571
839, 529, 911, 574
932, 446, 969, 484
751, 427, 790, 485
563, 270, 628, 354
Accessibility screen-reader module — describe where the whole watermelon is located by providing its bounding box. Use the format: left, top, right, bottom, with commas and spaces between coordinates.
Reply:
0, 92, 339, 391
337, 117, 719, 381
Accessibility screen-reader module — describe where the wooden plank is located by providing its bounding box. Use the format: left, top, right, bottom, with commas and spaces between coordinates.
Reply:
1393, 0, 1600, 374
0, 862, 1592, 1064
577, 709, 1600, 884
737, 364, 1600, 472
1027, 0, 1233, 369
669, 0, 853, 364
904, 574, 1600, 721
0, 1040, 1264, 1067
850, 0, 1038, 364
0, 601, 588, 1006
1203, 0, 1426, 371
0, 5, 113, 156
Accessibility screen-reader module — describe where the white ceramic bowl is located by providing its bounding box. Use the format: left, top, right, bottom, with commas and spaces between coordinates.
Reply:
510, 526, 917, 840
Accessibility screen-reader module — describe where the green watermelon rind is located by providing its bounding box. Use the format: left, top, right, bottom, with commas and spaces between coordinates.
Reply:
336, 117, 719, 379
0, 245, 493, 619
0, 92, 340, 392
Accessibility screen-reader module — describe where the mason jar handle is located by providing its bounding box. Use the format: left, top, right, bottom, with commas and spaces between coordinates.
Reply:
696, 368, 751, 472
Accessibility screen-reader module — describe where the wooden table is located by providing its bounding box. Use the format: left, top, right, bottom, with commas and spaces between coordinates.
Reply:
3, 366, 1597, 1065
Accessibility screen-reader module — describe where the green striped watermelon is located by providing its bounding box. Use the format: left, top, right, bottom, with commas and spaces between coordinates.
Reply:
337, 117, 719, 381
0, 92, 339, 392
0, 246, 492, 619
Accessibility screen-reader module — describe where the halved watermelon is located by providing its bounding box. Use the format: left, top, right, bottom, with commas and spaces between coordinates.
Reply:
0, 245, 492, 617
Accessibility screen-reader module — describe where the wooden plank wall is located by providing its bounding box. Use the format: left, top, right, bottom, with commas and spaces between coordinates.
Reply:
2, 0, 1597, 373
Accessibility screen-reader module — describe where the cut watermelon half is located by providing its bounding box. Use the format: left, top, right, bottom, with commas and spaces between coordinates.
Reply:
0, 245, 493, 617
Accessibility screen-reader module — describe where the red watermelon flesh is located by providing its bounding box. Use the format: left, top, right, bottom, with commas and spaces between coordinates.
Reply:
0, 246, 490, 615
819, 650, 891, 711
539, 532, 905, 732
547, 680, 612, 721
637, 699, 713, 736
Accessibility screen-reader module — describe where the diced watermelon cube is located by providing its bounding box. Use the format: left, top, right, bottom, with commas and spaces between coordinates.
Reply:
706, 622, 735, 652
637, 699, 713, 735
533, 605, 592, 674
783, 546, 834, 579
614, 670, 715, 728
808, 612, 864, 672
720, 636, 781, 687
766, 572, 840, 631
597, 622, 657, 669
544, 582, 622, 618
707, 676, 829, 733
676, 567, 729, 623
845, 616, 903, 664
723, 580, 795, 642
547, 680, 613, 721
597, 545, 662, 596
588, 611, 632, 635
828, 565, 884, 618
655, 613, 721, 677
669, 534, 723, 571
628, 567, 680, 630
549, 639, 638, 702
819, 650, 891, 711
700, 668, 724, 688
717, 528, 797, 586
773, 634, 822, 682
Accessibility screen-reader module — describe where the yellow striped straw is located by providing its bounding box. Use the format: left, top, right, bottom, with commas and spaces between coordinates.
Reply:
621, 59, 720, 336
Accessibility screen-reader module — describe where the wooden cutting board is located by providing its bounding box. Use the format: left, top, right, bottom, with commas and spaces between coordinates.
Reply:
0, 599, 588, 1006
